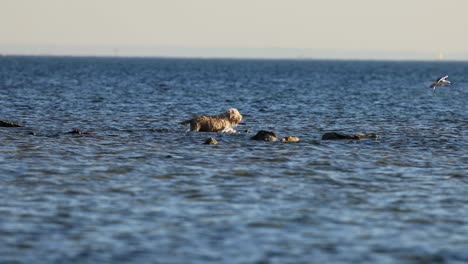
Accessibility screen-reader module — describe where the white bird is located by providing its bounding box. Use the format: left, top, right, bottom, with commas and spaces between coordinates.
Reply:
430, 75, 451, 91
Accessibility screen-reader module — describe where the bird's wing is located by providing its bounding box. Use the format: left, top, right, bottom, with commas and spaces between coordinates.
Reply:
434, 78, 443, 87
435, 75, 449, 85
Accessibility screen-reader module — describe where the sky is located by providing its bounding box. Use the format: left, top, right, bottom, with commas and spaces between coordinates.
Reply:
1, 0, 467, 60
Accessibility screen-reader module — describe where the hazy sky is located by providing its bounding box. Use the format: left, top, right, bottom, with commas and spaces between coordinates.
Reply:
1, 0, 467, 59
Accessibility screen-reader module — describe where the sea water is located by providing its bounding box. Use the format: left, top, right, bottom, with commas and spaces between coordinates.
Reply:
1, 56, 467, 263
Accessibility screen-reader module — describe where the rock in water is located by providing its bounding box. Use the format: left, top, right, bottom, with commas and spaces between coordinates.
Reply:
281, 136, 300, 142
321, 132, 358, 140
354, 133, 380, 139
251, 130, 278, 141
0, 120, 22, 127
66, 129, 94, 136
322, 132, 380, 140
67, 129, 84, 135
204, 137, 218, 145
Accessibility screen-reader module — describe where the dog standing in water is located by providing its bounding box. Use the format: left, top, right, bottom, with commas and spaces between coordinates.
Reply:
181, 108, 243, 132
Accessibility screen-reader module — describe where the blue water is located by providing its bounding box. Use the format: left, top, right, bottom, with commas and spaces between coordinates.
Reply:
1, 56, 467, 263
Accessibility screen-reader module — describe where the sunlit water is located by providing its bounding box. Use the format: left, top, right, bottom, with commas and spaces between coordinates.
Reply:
1, 56, 467, 263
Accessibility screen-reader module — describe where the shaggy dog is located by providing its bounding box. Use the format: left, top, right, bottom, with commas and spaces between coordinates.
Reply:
181, 108, 242, 132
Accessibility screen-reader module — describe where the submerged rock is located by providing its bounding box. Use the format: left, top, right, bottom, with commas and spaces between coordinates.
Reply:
67, 129, 94, 136
281, 136, 300, 143
321, 132, 380, 140
251, 130, 278, 141
67, 128, 84, 135
204, 137, 218, 145
354, 133, 380, 139
0, 120, 22, 127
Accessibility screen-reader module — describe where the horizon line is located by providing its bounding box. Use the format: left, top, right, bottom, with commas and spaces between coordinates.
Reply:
1, 45, 467, 62
2, 53, 467, 63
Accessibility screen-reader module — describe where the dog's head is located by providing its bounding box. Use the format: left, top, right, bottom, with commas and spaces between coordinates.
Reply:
225, 108, 242, 125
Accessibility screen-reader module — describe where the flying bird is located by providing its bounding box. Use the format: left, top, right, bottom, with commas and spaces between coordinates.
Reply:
430, 75, 451, 91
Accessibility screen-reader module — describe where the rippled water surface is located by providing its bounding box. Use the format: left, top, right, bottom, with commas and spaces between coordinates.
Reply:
1, 56, 467, 263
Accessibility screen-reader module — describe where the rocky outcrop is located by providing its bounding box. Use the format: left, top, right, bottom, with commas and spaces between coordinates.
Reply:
251, 130, 278, 141
0, 120, 22, 127
281, 136, 300, 142
321, 132, 380, 140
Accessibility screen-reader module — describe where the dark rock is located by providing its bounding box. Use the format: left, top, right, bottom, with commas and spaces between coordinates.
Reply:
67, 129, 83, 135
322, 132, 380, 140
204, 137, 218, 145
251, 130, 278, 141
321, 132, 358, 140
281, 136, 300, 142
66, 129, 94, 136
0, 120, 22, 127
